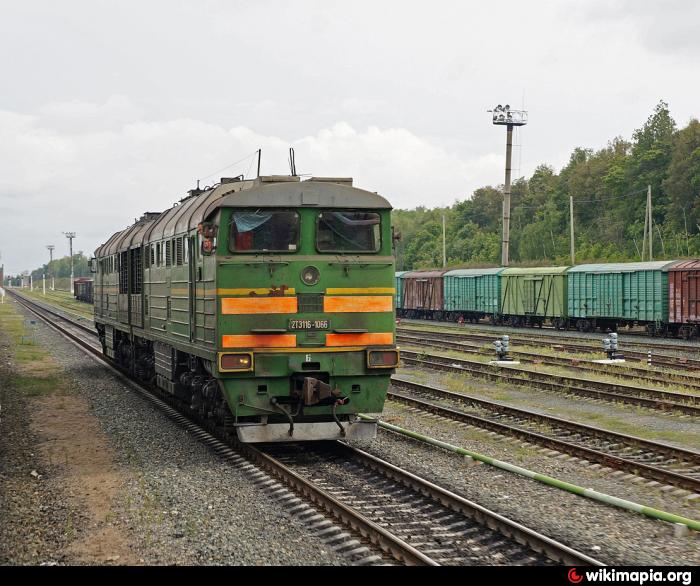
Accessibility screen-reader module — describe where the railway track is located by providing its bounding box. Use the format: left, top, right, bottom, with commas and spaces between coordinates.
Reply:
396, 331, 700, 392
6, 289, 603, 566
399, 350, 700, 416
398, 321, 700, 370
388, 377, 700, 493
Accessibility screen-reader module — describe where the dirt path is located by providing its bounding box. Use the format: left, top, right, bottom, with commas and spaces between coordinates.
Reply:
0, 300, 139, 565
29, 392, 139, 564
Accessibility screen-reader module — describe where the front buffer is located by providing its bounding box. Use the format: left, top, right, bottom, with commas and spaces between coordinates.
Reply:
217, 347, 398, 442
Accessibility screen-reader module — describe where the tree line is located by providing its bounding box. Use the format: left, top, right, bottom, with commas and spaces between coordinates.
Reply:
6, 101, 700, 282
4, 253, 92, 286
394, 101, 700, 270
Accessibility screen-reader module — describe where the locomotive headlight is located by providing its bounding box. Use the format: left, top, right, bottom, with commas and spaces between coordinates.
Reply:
219, 352, 254, 372
367, 350, 400, 369
301, 265, 320, 286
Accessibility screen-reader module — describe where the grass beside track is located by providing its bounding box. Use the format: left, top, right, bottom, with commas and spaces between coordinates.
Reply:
16, 288, 94, 321
0, 299, 70, 398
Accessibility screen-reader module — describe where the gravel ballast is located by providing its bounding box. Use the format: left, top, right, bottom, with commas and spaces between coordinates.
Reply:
352, 398, 700, 565
6, 295, 697, 566
5, 299, 349, 566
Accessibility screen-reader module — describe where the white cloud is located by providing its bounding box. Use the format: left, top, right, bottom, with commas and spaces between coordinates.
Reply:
0, 102, 503, 274
1, 1, 699, 275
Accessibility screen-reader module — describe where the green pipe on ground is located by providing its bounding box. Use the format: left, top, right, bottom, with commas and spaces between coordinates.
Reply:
359, 415, 700, 532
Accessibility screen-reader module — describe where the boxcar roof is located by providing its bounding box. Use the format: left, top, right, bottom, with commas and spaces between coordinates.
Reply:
567, 261, 678, 273
501, 266, 570, 276
667, 260, 700, 271
403, 269, 450, 278
444, 268, 504, 277
395, 271, 409, 277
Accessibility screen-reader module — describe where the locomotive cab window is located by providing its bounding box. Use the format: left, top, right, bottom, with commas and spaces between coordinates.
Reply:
316, 210, 381, 253
229, 210, 299, 253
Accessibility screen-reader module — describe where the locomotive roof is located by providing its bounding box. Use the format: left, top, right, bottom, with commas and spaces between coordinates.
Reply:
95, 177, 392, 257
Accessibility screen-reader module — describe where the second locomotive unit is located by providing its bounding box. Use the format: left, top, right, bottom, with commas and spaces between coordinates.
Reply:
93, 175, 398, 442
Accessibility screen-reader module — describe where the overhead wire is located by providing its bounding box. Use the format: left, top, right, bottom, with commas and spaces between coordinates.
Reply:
511, 187, 649, 212
197, 150, 259, 183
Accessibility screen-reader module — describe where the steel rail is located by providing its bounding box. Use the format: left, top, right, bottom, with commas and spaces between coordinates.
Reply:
306, 441, 604, 566
396, 332, 700, 391
400, 351, 700, 416
6, 290, 434, 566
399, 318, 700, 353
398, 321, 700, 369
388, 377, 700, 493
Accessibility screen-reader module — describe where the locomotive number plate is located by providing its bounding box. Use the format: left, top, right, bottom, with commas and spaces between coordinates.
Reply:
288, 319, 330, 331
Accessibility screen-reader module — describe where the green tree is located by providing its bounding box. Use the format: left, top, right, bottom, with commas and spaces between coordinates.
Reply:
664, 119, 700, 234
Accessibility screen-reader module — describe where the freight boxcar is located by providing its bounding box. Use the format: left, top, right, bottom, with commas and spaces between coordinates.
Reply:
443, 268, 504, 322
668, 260, 700, 338
395, 271, 408, 311
74, 277, 94, 304
400, 269, 450, 319
500, 266, 569, 328
567, 261, 675, 333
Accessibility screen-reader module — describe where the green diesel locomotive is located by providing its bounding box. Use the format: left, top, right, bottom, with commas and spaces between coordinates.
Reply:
93, 175, 398, 442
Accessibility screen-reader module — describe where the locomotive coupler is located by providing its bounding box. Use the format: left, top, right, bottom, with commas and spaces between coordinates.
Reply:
272, 377, 350, 437
300, 377, 349, 407
300, 377, 349, 436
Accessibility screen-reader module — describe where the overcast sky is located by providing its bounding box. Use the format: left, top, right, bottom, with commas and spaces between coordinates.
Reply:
1, 0, 699, 275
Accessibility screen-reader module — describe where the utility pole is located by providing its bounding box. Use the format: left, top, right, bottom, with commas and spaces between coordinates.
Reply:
503, 125, 513, 266
569, 196, 575, 265
642, 195, 648, 261
63, 232, 76, 294
442, 213, 447, 268
489, 104, 528, 267
647, 185, 653, 261
43, 273, 46, 296
47, 245, 55, 290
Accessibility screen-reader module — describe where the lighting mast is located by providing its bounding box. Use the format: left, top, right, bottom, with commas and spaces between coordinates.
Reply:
488, 104, 528, 267
46, 245, 55, 290
63, 232, 76, 294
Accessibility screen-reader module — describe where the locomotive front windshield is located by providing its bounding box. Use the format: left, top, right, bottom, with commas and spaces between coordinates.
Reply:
230, 210, 300, 252
316, 211, 381, 253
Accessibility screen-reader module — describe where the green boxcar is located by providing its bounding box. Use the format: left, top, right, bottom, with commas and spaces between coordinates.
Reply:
501, 266, 570, 327
395, 271, 408, 310
567, 261, 677, 331
443, 268, 504, 320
